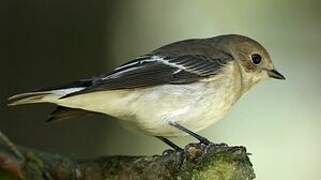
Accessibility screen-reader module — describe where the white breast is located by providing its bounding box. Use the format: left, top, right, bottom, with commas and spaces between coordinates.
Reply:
116, 63, 242, 137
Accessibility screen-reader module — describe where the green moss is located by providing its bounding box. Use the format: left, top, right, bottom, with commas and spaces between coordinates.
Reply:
182, 147, 254, 180
191, 160, 235, 179
26, 153, 44, 169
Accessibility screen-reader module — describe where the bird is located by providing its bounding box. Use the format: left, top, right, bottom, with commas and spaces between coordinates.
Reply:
8, 34, 285, 150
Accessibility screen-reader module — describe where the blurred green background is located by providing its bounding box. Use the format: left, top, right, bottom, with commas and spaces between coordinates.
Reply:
2, 0, 321, 179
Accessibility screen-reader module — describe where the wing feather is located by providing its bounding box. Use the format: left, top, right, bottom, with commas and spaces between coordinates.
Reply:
61, 53, 233, 98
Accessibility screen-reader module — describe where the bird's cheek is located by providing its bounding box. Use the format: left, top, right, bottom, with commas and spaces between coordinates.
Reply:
262, 70, 271, 80
244, 63, 256, 73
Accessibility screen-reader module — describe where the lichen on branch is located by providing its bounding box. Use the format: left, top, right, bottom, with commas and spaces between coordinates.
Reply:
0, 131, 255, 180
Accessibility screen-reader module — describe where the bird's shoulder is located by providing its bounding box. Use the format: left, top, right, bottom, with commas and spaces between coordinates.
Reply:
151, 38, 232, 58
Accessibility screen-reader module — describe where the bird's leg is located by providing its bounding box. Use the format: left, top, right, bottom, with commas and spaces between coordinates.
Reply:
156, 136, 183, 151
169, 122, 211, 145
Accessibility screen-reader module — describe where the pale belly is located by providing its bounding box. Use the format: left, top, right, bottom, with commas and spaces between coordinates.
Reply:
58, 75, 241, 137
119, 80, 240, 137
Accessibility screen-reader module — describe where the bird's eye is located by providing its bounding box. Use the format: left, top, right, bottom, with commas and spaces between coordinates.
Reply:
251, 54, 262, 65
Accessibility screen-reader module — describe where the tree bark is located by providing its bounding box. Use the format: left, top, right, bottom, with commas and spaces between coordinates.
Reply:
0, 132, 255, 180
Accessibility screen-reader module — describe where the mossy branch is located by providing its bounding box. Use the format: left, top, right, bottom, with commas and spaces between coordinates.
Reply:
0, 130, 255, 180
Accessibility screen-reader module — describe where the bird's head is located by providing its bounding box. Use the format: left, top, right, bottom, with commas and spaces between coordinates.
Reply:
215, 34, 285, 91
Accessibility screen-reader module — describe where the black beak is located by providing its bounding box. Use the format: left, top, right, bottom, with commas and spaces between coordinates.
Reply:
267, 69, 286, 80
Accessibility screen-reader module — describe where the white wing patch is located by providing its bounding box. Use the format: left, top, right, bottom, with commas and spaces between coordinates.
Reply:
114, 56, 152, 71
113, 55, 187, 73
151, 55, 188, 70
52, 87, 85, 96
102, 55, 187, 80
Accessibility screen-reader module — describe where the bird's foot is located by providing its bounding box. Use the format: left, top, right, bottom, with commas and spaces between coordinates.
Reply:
197, 136, 211, 145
